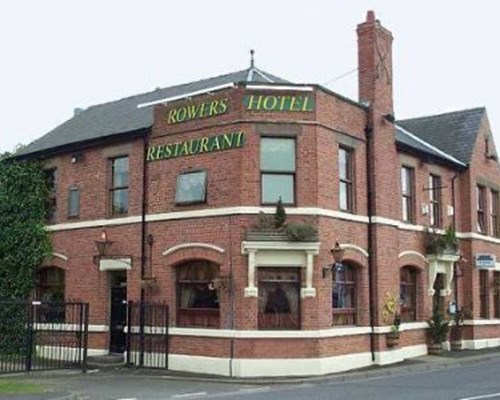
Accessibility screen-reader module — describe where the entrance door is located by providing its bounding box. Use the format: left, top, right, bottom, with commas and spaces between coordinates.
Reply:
109, 271, 127, 353
433, 274, 444, 314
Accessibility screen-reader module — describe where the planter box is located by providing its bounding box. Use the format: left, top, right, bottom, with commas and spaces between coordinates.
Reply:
245, 230, 318, 242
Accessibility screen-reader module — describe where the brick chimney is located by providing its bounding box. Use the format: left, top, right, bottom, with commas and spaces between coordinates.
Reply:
357, 10, 398, 221
357, 10, 394, 115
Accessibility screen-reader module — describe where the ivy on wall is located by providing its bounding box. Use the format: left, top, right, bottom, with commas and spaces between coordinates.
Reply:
0, 155, 52, 300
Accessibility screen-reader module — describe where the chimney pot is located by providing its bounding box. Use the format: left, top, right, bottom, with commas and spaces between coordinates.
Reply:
366, 10, 375, 23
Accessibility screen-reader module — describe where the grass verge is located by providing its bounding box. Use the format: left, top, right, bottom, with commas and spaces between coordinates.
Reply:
0, 378, 48, 394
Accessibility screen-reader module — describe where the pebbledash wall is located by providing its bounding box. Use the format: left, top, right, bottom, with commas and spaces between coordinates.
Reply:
18, 11, 500, 377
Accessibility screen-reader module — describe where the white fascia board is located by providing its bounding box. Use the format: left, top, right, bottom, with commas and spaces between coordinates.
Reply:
244, 84, 314, 92
137, 83, 235, 109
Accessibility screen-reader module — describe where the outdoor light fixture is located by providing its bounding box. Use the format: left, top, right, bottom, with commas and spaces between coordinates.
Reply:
323, 241, 345, 278
93, 228, 114, 264
383, 113, 395, 123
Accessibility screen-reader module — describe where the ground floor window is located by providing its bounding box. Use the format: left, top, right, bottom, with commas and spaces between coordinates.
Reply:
400, 267, 417, 322
258, 267, 300, 330
480, 270, 490, 319
332, 262, 356, 325
34, 267, 65, 322
494, 272, 500, 318
176, 260, 220, 328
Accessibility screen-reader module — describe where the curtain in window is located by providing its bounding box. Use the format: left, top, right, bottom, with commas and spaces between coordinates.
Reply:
258, 268, 300, 330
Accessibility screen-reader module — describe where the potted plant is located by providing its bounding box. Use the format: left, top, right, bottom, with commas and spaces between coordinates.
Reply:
427, 308, 450, 354
423, 225, 459, 256
443, 225, 459, 254
449, 305, 471, 351
246, 198, 318, 242
382, 292, 401, 348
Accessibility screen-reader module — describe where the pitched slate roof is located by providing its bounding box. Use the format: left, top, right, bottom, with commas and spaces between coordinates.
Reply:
397, 108, 486, 165
395, 126, 466, 168
17, 67, 288, 157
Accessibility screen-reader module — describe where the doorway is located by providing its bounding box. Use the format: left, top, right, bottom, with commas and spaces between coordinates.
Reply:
109, 271, 127, 353
432, 273, 445, 314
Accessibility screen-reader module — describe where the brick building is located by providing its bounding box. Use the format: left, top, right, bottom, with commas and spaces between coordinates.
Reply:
17, 11, 500, 377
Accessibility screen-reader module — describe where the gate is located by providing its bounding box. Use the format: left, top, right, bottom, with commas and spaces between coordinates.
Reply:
126, 302, 169, 369
0, 301, 89, 374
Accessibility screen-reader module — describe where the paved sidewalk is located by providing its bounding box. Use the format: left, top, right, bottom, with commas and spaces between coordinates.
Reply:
3, 346, 500, 397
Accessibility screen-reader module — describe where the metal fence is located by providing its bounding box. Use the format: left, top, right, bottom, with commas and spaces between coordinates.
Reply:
0, 301, 89, 374
127, 302, 169, 369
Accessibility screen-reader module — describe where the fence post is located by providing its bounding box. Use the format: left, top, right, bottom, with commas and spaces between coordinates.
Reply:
126, 301, 132, 366
139, 302, 145, 367
82, 303, 89, 373
165, 305, 169, 370
25, 303, 34, 373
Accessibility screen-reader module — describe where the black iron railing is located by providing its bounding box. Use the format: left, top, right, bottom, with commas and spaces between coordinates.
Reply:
127, 302, 169, 369
0, 301, 89, 374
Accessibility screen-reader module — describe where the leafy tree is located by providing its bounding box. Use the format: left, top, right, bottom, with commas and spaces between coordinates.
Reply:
0, 156, 52, 300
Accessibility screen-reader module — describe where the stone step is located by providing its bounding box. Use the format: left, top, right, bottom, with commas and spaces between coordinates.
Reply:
87, 354, 126, 369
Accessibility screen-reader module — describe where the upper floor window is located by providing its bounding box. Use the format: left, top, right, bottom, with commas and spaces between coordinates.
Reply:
175, 170, 207, 205
332, 262, 357, 325
491, 190, 499, 237
477, 185, 486, 233
400, 267, 417, 322
339, 146, 354, 212
401, 166, 414, 223
68, 186, 80, 218
260, 137, 295, 204
429, 174, 442, 228
110, 156, 129, 216
44, 169, 57, 222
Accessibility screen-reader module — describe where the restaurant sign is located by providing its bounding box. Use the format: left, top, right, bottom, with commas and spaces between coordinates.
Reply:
147, 131, 244, 162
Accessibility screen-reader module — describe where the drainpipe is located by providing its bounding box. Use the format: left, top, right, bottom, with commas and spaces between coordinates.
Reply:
228, 216, 235, 377
451, 174, 459, 310
139, 132, 149, 366
140, 133, 149, 301
365, 109, 376, 362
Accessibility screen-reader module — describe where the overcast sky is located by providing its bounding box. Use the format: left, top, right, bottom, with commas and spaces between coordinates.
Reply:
1, 1, 499, 154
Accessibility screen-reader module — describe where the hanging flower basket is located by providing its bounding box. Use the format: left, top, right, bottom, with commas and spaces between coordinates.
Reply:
386, 331, 400, 348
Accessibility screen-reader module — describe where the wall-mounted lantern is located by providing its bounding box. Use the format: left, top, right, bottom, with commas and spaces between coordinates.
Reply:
93, 228, 114, 265
323, 241, 345, 278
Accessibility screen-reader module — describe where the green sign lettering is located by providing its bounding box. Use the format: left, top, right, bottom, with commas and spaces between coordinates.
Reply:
147, 131, 245, 162
167, 98, 229, 124
243, 94, 314, 112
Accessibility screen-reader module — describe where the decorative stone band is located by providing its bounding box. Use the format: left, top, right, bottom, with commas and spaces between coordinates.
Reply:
45, 206, 500, 247
125, 323, 428, 338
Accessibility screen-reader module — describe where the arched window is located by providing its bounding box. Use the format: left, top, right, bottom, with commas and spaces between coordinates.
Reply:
35, 267, 65, 322
176, 260, 220, 328
332, 262, 357, 325
36, 267, 65, 303
400, 267, 418, 322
